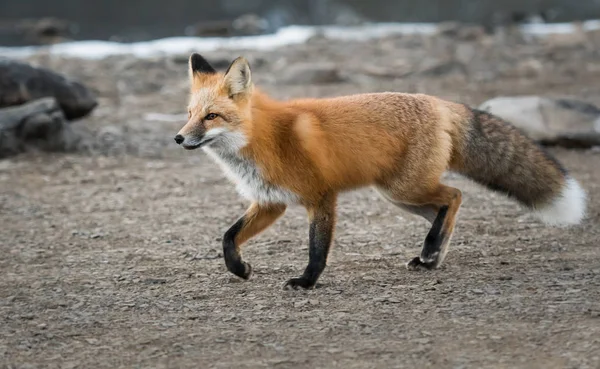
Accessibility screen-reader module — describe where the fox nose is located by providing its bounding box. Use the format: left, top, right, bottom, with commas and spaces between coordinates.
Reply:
174, 134, 184, 144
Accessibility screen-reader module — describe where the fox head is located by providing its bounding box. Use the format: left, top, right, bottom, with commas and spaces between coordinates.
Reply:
175, 53, 253, 151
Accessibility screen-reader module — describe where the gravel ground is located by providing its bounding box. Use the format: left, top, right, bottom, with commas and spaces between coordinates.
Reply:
1, 28, 600, 368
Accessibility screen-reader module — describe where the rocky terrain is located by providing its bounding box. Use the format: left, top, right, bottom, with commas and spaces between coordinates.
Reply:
1, 26, 600, 368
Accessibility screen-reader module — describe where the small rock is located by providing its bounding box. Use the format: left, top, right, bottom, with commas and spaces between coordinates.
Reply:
279, 62, 344, 85
479, 96, 600, 148
143, 278, 167, 285
90, 233, 102, 239
192, 249, 221, 260
471, 289, 484, 295
419, 60, 465, 76
85, 338, 99, 345
294, 299, 309, 308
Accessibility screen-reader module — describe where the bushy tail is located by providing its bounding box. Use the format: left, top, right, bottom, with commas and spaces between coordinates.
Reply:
451, 108, 586, 226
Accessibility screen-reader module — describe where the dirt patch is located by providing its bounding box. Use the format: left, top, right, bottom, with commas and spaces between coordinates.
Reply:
1, 31, 600, 368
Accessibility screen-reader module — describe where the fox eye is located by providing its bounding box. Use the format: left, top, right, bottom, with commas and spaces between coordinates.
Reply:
204, 113, 218, 120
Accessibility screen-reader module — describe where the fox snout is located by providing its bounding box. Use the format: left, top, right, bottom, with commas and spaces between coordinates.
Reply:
175, 131, 206, 150
175, 121, 208, 150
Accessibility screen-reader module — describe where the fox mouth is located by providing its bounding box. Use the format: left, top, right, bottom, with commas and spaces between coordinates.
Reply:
182, 137, 214, 150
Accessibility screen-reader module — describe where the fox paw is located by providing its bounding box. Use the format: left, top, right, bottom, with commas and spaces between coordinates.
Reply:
406, 256, 436, 271
284, 277, 315, 290
227, 260, 253, 280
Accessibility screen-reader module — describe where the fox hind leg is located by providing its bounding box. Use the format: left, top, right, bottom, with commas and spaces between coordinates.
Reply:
377, 188, 439, 223
378, 184, 462, 270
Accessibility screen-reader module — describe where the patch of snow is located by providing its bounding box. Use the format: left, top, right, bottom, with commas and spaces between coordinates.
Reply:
1, 21, 599, 60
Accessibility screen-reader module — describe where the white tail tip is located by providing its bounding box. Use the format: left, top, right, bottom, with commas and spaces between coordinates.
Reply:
535, 177, 587, 226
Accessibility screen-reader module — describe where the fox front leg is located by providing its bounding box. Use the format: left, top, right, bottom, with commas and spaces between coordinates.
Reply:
222, 203, 286, 280
285, 194, 336, 290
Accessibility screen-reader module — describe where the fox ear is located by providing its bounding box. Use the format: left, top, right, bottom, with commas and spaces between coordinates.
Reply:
224, 57, 252, 97
189, 53, 216, 75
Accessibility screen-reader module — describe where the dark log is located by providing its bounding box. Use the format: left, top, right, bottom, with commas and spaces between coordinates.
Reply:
0, 59, 97, 120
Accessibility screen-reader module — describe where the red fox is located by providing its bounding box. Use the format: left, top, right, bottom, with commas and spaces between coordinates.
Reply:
175, 53, 587, 289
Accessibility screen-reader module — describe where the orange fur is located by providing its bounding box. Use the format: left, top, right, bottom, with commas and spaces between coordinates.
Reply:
181, 84, 467, 205
175, 54, 583, 288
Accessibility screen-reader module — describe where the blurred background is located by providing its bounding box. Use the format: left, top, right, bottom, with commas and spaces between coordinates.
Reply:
1, 1, 600, 368
2, 0, 600, 45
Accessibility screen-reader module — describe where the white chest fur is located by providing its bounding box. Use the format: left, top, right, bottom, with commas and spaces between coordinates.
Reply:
204, 146, 299, 205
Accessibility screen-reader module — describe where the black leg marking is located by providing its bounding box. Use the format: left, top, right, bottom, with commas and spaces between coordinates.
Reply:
223, 216, 252, 280
285, 205, 335, 290
407, 205, 449, 270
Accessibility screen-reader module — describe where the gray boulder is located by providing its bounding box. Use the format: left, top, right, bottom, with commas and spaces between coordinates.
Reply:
478, 96, 600, 148
0, 59, 97, 120
0, 97, 79, 158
